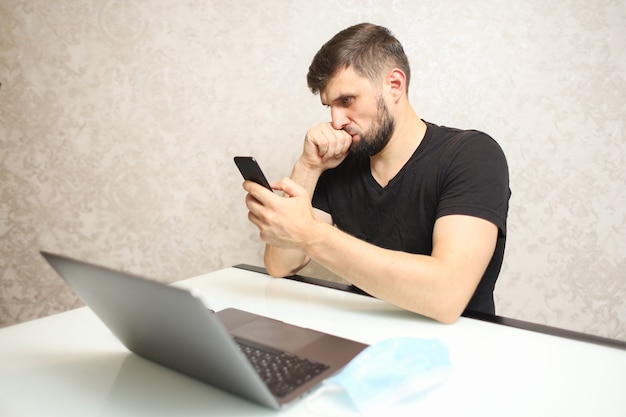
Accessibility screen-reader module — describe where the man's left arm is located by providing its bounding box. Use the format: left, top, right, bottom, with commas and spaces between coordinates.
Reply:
300, 213, 498, 324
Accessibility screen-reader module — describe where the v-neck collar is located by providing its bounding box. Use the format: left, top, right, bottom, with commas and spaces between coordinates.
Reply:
365, 121, 432, 192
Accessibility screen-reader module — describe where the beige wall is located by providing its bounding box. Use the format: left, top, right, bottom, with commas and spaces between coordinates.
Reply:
1, 1, 624, 340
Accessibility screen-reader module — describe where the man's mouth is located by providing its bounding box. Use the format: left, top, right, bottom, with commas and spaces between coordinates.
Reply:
344, 128, 360, 142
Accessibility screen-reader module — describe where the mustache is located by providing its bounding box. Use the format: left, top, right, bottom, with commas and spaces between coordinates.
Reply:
343, 126, 359, 136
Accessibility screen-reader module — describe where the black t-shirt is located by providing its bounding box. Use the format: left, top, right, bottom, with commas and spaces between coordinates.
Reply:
312, 121, 510, 315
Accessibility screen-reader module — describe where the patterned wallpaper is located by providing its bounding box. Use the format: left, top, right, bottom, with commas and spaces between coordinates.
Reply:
1, 1, 624, 340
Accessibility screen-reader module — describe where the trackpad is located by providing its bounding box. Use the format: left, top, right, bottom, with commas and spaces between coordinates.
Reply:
230, 317, 323, 352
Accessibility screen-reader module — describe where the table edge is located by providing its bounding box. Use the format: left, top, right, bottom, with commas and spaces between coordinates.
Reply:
233, 263, 626, 351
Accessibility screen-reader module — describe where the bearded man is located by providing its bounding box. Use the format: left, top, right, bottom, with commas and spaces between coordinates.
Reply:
242, 23, 510, 323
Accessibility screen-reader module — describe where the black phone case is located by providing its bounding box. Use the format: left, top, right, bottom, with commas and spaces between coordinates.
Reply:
234, 156, 272, 190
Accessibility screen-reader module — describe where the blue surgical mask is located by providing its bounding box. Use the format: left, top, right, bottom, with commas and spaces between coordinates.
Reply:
308, 337, 451, 414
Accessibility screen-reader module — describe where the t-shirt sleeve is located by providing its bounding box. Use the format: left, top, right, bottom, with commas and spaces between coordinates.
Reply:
436, 132, 510, 235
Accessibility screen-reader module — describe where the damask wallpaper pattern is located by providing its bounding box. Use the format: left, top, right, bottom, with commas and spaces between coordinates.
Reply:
1, 1, 624, 340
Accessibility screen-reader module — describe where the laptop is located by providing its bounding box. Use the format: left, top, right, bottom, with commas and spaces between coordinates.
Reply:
41, 251, 368, 410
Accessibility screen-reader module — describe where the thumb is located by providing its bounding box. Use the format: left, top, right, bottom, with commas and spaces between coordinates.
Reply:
272, 178, 307, 198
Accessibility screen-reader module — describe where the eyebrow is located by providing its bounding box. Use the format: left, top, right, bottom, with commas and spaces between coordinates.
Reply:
322, 93, 354, 107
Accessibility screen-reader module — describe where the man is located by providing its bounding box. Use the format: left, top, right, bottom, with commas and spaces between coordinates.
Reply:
243, 23, 510, 324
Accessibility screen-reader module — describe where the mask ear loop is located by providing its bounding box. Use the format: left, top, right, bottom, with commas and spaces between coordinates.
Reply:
303, 384, 361, 417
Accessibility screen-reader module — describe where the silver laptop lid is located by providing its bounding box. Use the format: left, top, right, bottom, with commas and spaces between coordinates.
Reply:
41, 251, 280, 409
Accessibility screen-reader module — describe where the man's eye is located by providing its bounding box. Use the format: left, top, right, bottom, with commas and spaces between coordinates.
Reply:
341, 97, 353, 106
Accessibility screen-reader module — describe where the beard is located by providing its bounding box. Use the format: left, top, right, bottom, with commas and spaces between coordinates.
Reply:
348, 96, 395, 158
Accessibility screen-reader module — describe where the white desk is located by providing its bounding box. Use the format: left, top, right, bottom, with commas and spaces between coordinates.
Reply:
1, 266, 625, 416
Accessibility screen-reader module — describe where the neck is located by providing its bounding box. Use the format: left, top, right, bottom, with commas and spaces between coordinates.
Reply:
370, 106, 426, 187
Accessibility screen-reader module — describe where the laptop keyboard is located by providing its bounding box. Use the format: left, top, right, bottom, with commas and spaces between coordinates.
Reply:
236, 340, 330, 397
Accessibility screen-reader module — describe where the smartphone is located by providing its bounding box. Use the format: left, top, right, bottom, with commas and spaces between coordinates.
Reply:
234, 156, 272, 190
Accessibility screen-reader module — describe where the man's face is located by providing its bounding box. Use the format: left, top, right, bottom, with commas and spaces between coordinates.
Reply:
321, 67, 396, 158
349, 95, 395, 158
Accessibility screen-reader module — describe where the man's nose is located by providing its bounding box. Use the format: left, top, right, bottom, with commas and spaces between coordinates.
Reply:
331, 108, 350, 130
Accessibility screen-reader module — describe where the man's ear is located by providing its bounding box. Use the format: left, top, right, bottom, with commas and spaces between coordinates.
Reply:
387, 68, 406, 101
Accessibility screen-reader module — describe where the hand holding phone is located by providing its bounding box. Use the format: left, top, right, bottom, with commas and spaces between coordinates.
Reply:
234, 156, 272, 190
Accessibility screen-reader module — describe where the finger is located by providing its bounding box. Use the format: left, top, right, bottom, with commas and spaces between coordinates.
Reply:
305, 122, 351, 160
316, 122, 341, 157
325, 132, 341, 160
340, 132, 353, 154
247, 210, 264, 230
316, 133, 330, 157
329, 126, 352, 154
245, 193, 262, 214
319, 130, 342, 161
243, 180, 274, 203
329, 133, 349, 158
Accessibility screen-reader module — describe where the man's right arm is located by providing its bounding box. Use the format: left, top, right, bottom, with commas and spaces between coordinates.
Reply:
263, 159, 329, 277
263, 123, 351, 277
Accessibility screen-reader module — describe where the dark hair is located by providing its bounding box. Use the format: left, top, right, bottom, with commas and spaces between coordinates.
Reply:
307, 23, 411, 94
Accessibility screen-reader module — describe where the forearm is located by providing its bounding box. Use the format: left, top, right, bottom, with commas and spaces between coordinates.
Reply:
302, 224, 456, 321
300, 216, 494, 323
263, 159, 325, 277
